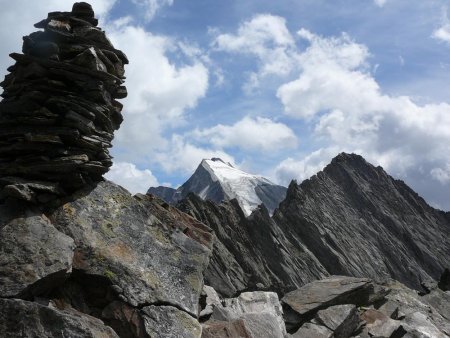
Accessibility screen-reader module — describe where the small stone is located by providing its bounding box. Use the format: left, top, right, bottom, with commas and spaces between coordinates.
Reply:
72, 2, 95, 18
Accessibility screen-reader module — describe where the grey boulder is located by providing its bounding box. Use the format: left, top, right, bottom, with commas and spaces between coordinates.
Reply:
0, 203, 74, 298
0, 298, 119, 338
50, 181, 212, 316
142, 305, 202, 338
315, 304, 359, 338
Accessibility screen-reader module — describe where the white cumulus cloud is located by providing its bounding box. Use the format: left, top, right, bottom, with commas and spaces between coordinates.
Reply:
130, 0, 174, 21
374, 0, 387, 7
213, 14, 296, 90
273, 28, 450, 209
107, 24, 209, 159
105, 162, 159, 194
191, 116, 298, 152
155, 135, 235, 174
432, 9, 450, 44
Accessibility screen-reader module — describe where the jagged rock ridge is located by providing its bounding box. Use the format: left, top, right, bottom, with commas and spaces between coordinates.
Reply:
273, 153, 450, 291
149, 158, 287, 216
178, 194, 328, 297
178, 153, 450, 299
0, 1, 127, 204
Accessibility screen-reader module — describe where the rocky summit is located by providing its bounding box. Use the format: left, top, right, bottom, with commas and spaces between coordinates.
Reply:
1, 3, 450, 338
0, 2, 127, 204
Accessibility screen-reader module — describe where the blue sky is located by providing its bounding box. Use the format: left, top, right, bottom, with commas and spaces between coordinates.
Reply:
1, 0, 450, 210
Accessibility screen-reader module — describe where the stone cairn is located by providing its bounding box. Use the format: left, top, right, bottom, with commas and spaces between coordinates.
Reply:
0, 2, 127, 204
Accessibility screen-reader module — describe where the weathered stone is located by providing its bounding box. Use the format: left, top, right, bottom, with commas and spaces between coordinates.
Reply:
0, 298, 119, 338
178, 193, 328, 297
50, 181, 212, 316
142, 305, 202, 338
0, 3, 127, 202
282, 276, 374, 318
422, 288, 450, 321
205, 291, 287, 338
70, 47, 108, 72
273, 153, 450, 291
0, 203, 75, 298
290, 322, 333, 338
380, 280, 450, 336
72, 2, 95, 18
199, 285, 221, 318
101, 301, 148, 338
315, 304, 359, 338
202, 319, 252, 338
361, 309, 403, 337
438, 268, 450, 291
402, 312, 448, 338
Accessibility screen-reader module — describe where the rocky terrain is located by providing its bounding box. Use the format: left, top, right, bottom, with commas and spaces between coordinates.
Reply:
176, 153, 450, 299
149, 158, 287, 215
0, 2, 449, 338
0, 1, 127, 204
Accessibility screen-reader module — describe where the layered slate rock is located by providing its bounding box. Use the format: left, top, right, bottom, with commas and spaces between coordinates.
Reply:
50, 181, 212, 316
178, 193, 328, 297
281, 276, 374, 330
0, 298, 119, 338
201, 291, 288, 338
274, 153, 450, 291
0, 2, 127, 203
284, 276, 450, 337
315, 305, 359, 338
0, 202, 75, 298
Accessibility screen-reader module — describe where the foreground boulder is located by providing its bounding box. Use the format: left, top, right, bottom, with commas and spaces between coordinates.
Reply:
281, 276, 375, 329
0, 180, 214, 337
0, 203, 74, 298
285, 276, 450, 338
201, 289, 287, 338
50, 181, 212, 316
0, 2, 127, 203
0, 298, 119, 338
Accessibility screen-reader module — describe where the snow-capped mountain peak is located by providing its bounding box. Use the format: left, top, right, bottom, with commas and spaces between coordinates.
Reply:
200, 159, 275, 215
148, 158, 287, 216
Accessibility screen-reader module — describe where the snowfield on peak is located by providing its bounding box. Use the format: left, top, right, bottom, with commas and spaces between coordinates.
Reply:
148, 158, 287, 216
202, 159, 274, 216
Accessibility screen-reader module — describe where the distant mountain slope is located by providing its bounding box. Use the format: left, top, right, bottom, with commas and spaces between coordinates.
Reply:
148, 158, 287, 216
177, 193, 328, 297
273, 153, 450, 290
176, 153, 450, 295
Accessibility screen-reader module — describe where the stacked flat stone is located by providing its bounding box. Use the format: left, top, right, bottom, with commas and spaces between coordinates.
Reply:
0, 2, 127, 203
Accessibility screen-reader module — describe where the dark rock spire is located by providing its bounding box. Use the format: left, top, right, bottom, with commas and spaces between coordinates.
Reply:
0, 2, 128, 204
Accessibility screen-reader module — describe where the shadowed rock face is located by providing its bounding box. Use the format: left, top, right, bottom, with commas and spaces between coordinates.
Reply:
273, 153, 450, 291
178, 153, 450, 299
177, 193, 328, 297
0, 1, 127, 204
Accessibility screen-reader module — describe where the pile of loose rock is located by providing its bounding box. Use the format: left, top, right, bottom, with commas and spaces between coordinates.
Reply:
0, 2, 127, 203
199, 275, 450, 338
